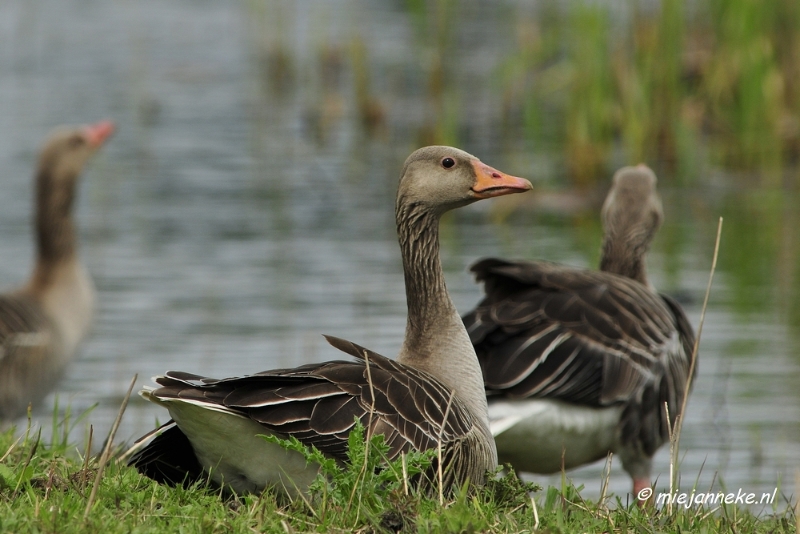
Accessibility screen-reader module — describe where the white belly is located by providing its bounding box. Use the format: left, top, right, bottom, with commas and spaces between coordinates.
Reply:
164, 399, 320, 496
488, 398, 622, 474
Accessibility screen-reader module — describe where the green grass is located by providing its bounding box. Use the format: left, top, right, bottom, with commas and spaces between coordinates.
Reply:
0, 417, 795, 533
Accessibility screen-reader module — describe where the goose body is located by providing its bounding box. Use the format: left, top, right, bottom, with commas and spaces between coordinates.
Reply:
488, 398, 623, 472
128, 146, 532, 496
0, 122, 114, 424
132, 337, 491, 496
463, 165, 695, 496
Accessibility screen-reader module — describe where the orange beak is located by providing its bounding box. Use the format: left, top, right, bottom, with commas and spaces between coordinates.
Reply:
83, 121, 116, 147
470, 160, 532, 199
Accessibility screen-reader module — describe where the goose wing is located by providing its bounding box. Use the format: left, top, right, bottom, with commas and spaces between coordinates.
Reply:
463, 258, 694, 409
0, 295, 58, 421
123, 421, 206, 486
129, 335, 476, 483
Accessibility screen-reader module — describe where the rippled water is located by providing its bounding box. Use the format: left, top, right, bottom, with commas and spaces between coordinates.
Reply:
0, 0, 797, 507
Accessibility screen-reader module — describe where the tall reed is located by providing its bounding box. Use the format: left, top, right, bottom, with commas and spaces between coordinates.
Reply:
501, 0, 800, 186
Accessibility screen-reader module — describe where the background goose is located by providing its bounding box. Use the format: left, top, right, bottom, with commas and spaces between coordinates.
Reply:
462, 165, 695, 498
128, 146, 532, 496
0, 121, 115, 425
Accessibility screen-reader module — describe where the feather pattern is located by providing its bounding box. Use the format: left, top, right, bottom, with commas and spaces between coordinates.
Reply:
129, 335, 490, 491
464, 258, 695, 457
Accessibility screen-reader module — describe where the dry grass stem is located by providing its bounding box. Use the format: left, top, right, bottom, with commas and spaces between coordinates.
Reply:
362, 349, 377, 441
436, 391, 455, 506
401, 452, 409, 496
346, 350, 377, 516
599, 451, 613, 508
670, 217, 723, 497
665, 402, 674, 513
0, 435, 22, 463
531, 494, 540, 529
79, 425, 93, 492
83, 374, 137, 520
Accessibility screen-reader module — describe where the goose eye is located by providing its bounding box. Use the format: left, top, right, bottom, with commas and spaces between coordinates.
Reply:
68, 136, 85, 149
441, 157, 455, 169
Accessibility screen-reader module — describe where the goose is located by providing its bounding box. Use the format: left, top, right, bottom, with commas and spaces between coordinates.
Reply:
127, 146, 532, 496
0, 121, 115, 425
462, 165, 695, 498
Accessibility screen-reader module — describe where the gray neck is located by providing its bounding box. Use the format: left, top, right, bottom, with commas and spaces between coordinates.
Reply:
395, 201, 490, 424
21, 163, 94, 353
599, 237, 648, 286
35, 167, 78, 266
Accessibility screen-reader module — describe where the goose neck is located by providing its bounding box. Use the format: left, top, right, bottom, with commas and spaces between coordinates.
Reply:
396, 205, 453, 330
600, 239, 648, 286
34, 167, 79, 267
395, 202, 490, 425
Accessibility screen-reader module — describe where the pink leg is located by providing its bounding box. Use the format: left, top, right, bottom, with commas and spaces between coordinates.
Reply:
633, 478, 652, 507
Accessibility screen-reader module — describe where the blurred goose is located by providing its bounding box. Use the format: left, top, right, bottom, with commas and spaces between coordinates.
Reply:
127, 146, 532, 496
0, 121, 115, 425
462, 165, 695, 497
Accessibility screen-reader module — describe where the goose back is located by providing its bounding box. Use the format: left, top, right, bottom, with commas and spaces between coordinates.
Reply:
464, 257, 695, 459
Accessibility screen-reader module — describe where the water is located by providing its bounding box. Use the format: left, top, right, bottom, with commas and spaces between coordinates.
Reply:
0, 0, 797, 508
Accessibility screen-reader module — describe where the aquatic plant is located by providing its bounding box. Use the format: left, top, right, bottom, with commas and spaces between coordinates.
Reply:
499, 0, 800, 186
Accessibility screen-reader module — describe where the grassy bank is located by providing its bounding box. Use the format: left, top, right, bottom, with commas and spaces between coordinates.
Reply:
0, 421, 794, 534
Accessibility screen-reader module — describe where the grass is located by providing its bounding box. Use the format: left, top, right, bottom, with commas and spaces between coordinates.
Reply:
0, 412, 795, 533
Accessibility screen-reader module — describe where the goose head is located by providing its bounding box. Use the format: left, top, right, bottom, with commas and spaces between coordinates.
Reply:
36, 121, 115, 183
31, 121, 115, 267
600, 164, 663, 284
397, 146, 531, 216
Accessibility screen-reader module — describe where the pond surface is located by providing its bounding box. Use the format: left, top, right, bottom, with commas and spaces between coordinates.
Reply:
0, 0, 798, 508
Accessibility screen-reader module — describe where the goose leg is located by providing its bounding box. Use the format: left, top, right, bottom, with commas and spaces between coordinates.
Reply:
633, 477, 651, 507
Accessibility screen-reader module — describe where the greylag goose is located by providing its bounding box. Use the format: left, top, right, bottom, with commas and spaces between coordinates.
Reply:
462, 165, 695, 498
127, 146, 532, 496
0, 121, 115, 424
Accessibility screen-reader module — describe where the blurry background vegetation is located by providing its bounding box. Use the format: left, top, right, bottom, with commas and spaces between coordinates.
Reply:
499, 0, 800, 186
251, 0, 800, 185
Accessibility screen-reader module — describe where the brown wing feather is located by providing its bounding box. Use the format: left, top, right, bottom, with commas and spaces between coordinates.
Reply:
465, 259, 676, 405
143, 336, 475, 465
0, 295, 63, 421
463, 258, 695, 452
